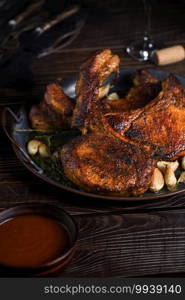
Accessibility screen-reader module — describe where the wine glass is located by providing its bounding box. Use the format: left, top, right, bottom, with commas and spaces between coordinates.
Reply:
126, 0, 160, 62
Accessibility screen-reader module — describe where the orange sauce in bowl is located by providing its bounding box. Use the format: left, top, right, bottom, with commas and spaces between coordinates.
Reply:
0, 215, 70, 268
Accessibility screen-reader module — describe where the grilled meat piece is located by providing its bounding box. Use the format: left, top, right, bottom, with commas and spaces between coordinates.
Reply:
29, 66, 159, 131
71, 49, 120, 133
29, 83, 74, 130
125, 69, 161, 110
104, 74, 185, 160
60, 133, 156, 196
133, 68, 158, 86
104, 69, 161, 113
104, 97, 129, 112
29, 105, 50, 130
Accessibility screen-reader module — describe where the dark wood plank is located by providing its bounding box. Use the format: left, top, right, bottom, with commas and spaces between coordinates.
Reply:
61, 209, 185, 277
2, 181, 185, 216
63, 0, 185, 51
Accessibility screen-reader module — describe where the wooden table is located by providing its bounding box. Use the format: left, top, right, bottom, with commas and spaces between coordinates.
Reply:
0, 0, 185, 277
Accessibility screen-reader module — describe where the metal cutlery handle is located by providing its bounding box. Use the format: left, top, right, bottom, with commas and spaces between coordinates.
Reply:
38, 18, 86, 58
2, 107, 43, 174
35, 5, 80, 35
8, 0, 45, 27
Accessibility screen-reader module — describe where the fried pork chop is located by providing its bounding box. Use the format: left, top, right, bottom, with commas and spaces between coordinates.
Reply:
104, 69, 161, 112
60, 133, 156, 196
124, 69, 161, 110
29, 83, 74, 130
104, 74, 185, 160
71, 49, 120, 133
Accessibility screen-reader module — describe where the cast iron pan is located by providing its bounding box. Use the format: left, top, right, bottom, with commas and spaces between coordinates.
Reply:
2, 68, 185, 201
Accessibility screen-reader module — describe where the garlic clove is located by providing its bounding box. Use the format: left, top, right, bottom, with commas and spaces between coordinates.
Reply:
52, 151, 59, 160
99, 84, 110, 99
38, 143, 50, 158
157, 161, 166, 173
157, 160, 179, 173
164, 165, 177, 191
149, 168, 164, 192
27, 140, 42, 156
181, 157, 185, 170
107, 92, 119, 100
178, 171, 185, 183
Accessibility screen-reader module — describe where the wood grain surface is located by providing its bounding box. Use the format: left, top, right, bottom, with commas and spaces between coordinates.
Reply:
62, 209, 185, 277
0, 0, 185, 277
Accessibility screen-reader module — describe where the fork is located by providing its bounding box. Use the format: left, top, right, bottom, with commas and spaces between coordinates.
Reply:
38, 17, 86, 58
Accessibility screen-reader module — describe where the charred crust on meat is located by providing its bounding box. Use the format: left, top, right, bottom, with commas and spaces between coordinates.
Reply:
29, 82, 74, 130
60, 133, 156, 196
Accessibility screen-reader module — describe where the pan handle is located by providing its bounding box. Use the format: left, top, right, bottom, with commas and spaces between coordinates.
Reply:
2, 107, 43, 174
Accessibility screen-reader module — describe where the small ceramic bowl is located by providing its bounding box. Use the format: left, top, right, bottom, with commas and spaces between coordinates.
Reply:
0, 203, 78, 277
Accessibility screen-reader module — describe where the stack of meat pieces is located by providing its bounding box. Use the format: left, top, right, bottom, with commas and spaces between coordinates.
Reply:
29, 49, 185, 196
